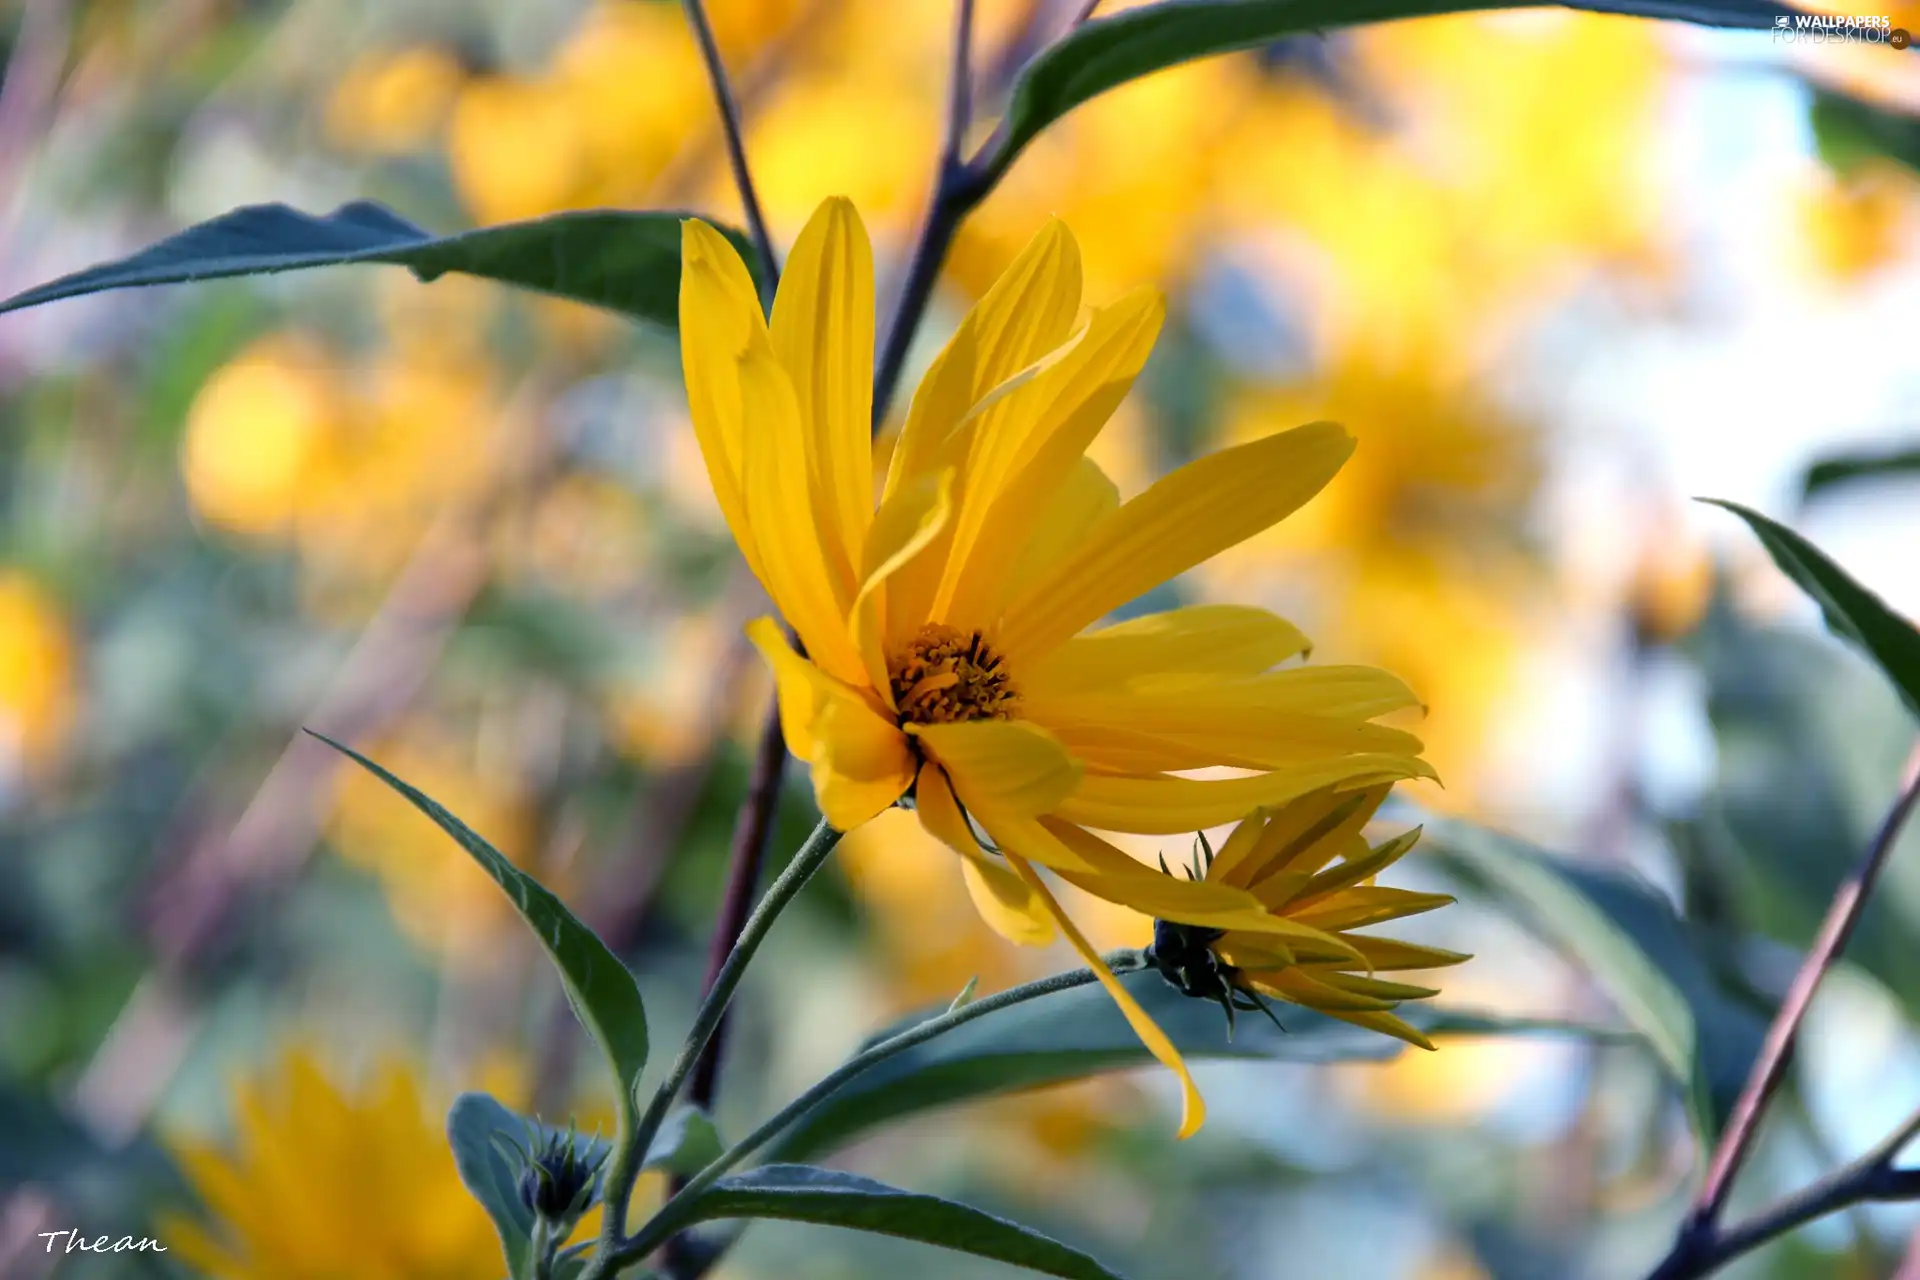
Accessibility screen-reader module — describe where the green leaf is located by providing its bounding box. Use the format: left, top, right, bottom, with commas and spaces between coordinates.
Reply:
680, 1164, 1127, 1280
312, 733, 650, 1105
768, 967, 1610, 1161
0, 202, 757, 328
1811, 86, 1920, 178
1800, 442, 1920, 504
1421, 815, 1767, 1142
1702, 498, 1920, 721
991, 0, 1792, 183
642, 1105, 723, 1176
447, 1093, 612, 1280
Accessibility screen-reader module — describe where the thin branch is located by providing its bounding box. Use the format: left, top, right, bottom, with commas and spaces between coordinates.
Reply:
1651, 1107, 1920, 1278
685, 702, 789, 1111
1692, 741, 1920, 1221
1649, 740, 1920, 1276
680, 0, 780, 293
872, 0, 985, 427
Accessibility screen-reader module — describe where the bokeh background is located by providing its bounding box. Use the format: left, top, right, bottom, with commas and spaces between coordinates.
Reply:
3, 1, 1920, 1277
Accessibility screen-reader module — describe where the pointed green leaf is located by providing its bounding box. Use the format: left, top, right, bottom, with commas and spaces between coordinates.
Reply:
313, 733, 650, 1103
1703, 498, 1920, 720
989, 0, 1793, 185
769, 967, 1616, 1161
1801, 442, 1920, 504
683, 1164, 1127, 1280
642, 1105, 723, 1176
0, 202, 757, 328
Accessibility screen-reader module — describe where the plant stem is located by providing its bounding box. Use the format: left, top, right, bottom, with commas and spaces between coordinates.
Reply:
686, 708, 789, 1112
1650, 1107, 1920, 1278
605, 952, 1145, 1272
680, 0, 780, 296
1649, 740, 1920, 1276
586, 820, 841, 1274
872, 0, 987, 427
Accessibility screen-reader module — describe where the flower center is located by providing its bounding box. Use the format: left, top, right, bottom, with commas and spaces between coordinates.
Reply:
889, 624, 1016, 725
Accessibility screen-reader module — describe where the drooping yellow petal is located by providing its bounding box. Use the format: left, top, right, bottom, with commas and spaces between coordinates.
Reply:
746, 617, 911, 828
678, 220, 769, 580
916, 765, 1054, 946
938, 289, 1165, 628
1005, 852, 1207, 1139
738, 344, 867, 684
771, 198, 874, 597
1055, 757, 1433, 835
911, 718, 1082, 818
966, 808, 1365, 960
813, 695, 918, 832
1023, 605, 1311, 698
997, 421, 1356, 662
851, 468, 955, 701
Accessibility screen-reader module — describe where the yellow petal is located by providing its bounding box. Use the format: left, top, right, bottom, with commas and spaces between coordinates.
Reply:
1251, 966, 1399, 1012
771, 198, 874, 596
998, 421, 1356, 662
916, 765, 1055, 946
1024, 605, 1311, 698
1289, 887, 1456, 933
938, 289, 1165, 628
1054, 756, 1432, 835
884, 219, 1083, 500
813, 695, 917, 831
679, 220, 769, 582
1347, 937, 1473, 971
1006, 852, 1206, 1138
911, 718, 1082, 818
747, 616, 825, 760
851, 468, 955, 701
1237, 785, 1390, 886
1288, 828, 1423, 911
738, 343, 867, 684
1033, 708, 1424, 775
1003, 456, 1122, 601
747, 617, 911, 828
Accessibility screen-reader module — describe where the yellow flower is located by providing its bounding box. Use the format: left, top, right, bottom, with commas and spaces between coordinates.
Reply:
680, 198, 1433, 1135
1147, 783, 1468, 1048
161, 1052, 507, 1280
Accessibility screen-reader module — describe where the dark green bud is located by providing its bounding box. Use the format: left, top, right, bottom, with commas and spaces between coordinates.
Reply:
510, 1123, 607, 1229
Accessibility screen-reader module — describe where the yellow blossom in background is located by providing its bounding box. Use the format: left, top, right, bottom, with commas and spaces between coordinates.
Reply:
1143, 783, 1467, 1046
162, 1051, 507, 1280
326, 45, 466, 156
1796, 162, 1916, 283
328, 730, 537, 965
681, 197, 1432, 1135
182, 335, 342, 538
0, 571, 76, 781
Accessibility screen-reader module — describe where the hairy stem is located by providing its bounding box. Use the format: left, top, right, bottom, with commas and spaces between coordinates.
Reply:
607, 952, 1146, 1271
586, 820, 841, 1273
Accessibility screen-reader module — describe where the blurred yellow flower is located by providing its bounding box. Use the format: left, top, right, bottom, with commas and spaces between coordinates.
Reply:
1796, 162, 1915, 283
681, 198, 1431, 1135
182, 336, 341, 537
1146, 783, 1467, 1048
162, 1051, 505, 1280
326, 46, 466, 156
0, 571, 76, 778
